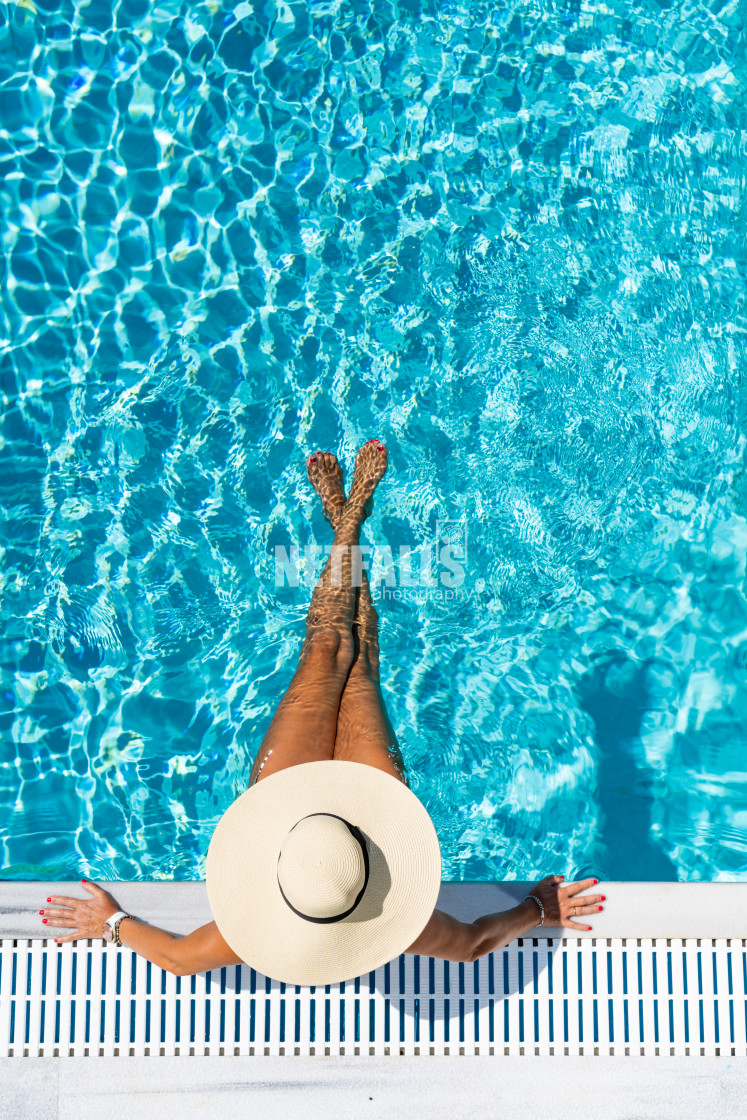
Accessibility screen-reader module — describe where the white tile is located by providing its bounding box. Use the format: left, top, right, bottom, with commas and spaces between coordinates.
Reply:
55, 1056, 747, 1120
0, 1058, 59, 1120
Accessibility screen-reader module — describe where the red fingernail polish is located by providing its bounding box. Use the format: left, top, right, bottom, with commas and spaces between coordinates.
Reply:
81, 879, 87, 883
43, 919, 47, 923
598, 906, 603, 911
46, 898, 51, 902
601, 895, 606, 901
587, 926, 592, 931
55, 939, 60, 944
593, 879, 598, 884
39, 910, 44, 915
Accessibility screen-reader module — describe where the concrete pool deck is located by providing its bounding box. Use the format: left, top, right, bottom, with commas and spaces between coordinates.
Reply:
2, 1054, 746, 1120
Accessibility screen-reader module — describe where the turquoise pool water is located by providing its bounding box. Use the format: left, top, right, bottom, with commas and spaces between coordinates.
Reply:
1, 0, 746, 884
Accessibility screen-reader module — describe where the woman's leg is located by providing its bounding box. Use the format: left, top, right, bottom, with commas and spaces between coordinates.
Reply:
334, 567, 409, 785
248, 442, 388, 786
306, 450, 408, 786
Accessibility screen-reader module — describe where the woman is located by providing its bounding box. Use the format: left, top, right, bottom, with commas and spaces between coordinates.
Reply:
39, 440, 604, 983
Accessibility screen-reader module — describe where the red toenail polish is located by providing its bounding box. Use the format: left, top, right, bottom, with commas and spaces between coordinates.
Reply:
81, 879, 87, 883
377, 445, 384, 451
310, 457, 316, 463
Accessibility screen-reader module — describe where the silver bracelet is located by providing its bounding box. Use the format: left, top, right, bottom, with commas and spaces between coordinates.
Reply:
524, 893, 545, 926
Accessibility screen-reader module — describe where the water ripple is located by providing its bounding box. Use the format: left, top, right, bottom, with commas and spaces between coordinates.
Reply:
1, 0, 746, 880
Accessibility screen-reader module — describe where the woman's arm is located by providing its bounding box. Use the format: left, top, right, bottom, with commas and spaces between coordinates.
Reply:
40, 881, 243, 975
406, 875, 605, 963
118, 918, 244, 975
166, 921, 244, 974
405, 900, 539, 962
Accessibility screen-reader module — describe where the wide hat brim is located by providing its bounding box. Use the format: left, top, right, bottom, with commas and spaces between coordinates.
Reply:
206, 760, 442, 987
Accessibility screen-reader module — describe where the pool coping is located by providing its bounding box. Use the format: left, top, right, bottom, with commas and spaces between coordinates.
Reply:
1, 881, 744, 939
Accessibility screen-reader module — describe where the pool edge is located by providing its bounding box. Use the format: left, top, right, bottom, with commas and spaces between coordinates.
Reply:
1, 880, 745, 939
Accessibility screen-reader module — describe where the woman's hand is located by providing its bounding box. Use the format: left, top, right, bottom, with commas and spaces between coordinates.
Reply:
528, 874, 605, 931
39, 881, 121, 943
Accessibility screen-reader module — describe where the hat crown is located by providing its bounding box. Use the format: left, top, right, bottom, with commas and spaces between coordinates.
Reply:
277, 814, 366, 920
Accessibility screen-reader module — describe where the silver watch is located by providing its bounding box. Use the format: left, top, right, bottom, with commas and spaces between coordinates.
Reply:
102, 910, 132, 946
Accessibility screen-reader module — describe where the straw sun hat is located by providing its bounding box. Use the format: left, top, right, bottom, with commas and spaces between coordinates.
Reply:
206, 760, 442, 986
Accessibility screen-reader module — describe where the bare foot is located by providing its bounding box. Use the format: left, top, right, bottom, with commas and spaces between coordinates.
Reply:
342, 439, 388, 525
307, 451, 346, 527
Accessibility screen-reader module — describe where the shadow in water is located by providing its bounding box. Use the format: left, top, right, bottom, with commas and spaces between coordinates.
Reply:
577, 652, 678, 881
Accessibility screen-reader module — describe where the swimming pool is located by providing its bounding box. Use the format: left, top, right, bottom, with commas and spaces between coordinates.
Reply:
1, 0, 745, 884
